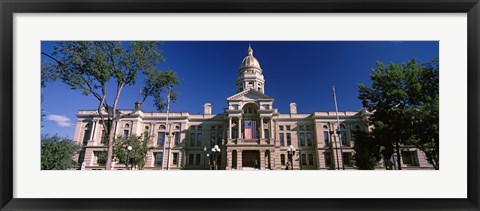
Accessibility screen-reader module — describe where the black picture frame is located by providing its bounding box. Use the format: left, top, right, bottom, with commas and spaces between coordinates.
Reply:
1, 0, 479, 210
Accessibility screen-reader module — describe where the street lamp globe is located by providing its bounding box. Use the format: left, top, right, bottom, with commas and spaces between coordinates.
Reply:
127, 146, 132, 151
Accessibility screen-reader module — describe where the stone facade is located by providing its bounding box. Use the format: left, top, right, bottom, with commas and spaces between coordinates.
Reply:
73, 46, 434, 170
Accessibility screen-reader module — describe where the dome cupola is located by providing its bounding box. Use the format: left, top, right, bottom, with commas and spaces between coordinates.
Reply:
235, 44, 266, 94
240, 44, 261, 70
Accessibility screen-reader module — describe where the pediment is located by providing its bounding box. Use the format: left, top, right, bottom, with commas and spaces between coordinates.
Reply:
227, 89, 274, 101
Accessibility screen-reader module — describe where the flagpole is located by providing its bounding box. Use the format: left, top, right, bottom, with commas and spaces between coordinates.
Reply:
162, 88, 171, 170
333, 86, 345, 170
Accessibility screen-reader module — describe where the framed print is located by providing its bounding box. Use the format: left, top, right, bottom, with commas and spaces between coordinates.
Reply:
1, 0, 479, 210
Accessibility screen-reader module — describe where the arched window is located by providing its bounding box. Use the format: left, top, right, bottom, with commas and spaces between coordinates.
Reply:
323, 125, 328, 129
159, 125, 166, 130
125, 123, 130, 128
340, 124, 346, 130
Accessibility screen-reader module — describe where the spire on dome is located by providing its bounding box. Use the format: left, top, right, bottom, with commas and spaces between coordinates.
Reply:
240, 44, 261, 69
247, 43, 253, 56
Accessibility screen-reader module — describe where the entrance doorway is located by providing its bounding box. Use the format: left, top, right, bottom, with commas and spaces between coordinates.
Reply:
242, 150, 260, 169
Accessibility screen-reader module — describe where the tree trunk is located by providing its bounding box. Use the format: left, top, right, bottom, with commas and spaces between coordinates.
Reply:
105, 83, 124, 170
105, 119, 117, 170
395, 140, 402, 170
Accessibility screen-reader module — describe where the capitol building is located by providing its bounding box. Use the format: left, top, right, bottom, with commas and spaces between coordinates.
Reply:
73, 45, 433, 170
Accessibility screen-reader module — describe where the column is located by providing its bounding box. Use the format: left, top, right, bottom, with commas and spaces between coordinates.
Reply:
269, 118, 273, 140
237, 150, 243, 170
89, 121, 96, 141
260, 117, 264, 139
269, 150, 275, 169
227, 150, 232, 170
228, 117, 232, 139
260, 150, 266, 170
238, 117, 242, 139
93, 120, 98, 140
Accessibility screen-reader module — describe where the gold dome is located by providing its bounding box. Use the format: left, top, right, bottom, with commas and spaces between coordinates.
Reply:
240, 45, 261, 70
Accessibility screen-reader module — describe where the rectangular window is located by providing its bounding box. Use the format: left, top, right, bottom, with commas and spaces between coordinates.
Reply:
195, 154, 201, 165
342, 152, 351, 165
190, 126, 196, 131
299, 133, 305, 146
83, 130, 91, 145
286, 133, 291, 146
155, 152, 163, 165
78, 151, 85, 164
286, 125, 291, 131
172, 153, 178, 165
323, 131, 329, 144
190, 133, 195, 146
101, 130, 108, 144
325, 152, 332, 165
189, 154, 194, 165
402, 151, 418, 165
210, 133, 216, 146
264, 129, 269, 139
308, 154, 314, 166
174, 132, 180, 146
279, 126, 284, 131
299, 125, 304, 131
306, 125, 311, 131
210, 125, 216, 130
196, 133, 203, 146
217, 125, 222, 131
123, 130, 129, 138
341, 131, 347, 145
217, 133, 223, 146
280, 154, 286, 165
198, 126, 202, 131
306, 132, 313, 146
301, 154, 307, 165
279, 133, 285, 146
233, 129, 238, 139
157, 132, 165, 146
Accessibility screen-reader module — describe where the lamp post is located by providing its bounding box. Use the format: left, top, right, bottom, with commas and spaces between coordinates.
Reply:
380, 146, 387, 170
287, 145, 296, 170
203, 146, 207, 169
211, 145, 221, 170
298, 148, 302, 170
206, 154, 210, 169
125, 145, 132, 170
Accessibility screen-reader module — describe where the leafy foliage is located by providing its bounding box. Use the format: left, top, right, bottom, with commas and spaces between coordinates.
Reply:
42, 41, 180, 169
41, 135, 80, 170
112, 135, 150, 169
353, 130, 381, 170
358, 58, 439, 169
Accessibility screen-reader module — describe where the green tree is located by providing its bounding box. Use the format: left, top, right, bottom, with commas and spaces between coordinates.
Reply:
112, 135, 150, 170
41, 135, 80, 170
42, 41, 179, 170
353, 130, 381, 170
358, 59, 439, 170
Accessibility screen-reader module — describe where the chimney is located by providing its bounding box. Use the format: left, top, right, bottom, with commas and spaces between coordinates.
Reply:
204, 103, 212, 114
289, 102, 297, 114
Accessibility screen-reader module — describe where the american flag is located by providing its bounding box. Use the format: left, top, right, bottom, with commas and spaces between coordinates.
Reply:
244, 120, 257, 139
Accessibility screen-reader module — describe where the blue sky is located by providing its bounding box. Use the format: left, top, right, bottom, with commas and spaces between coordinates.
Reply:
41, 41, 439, 138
